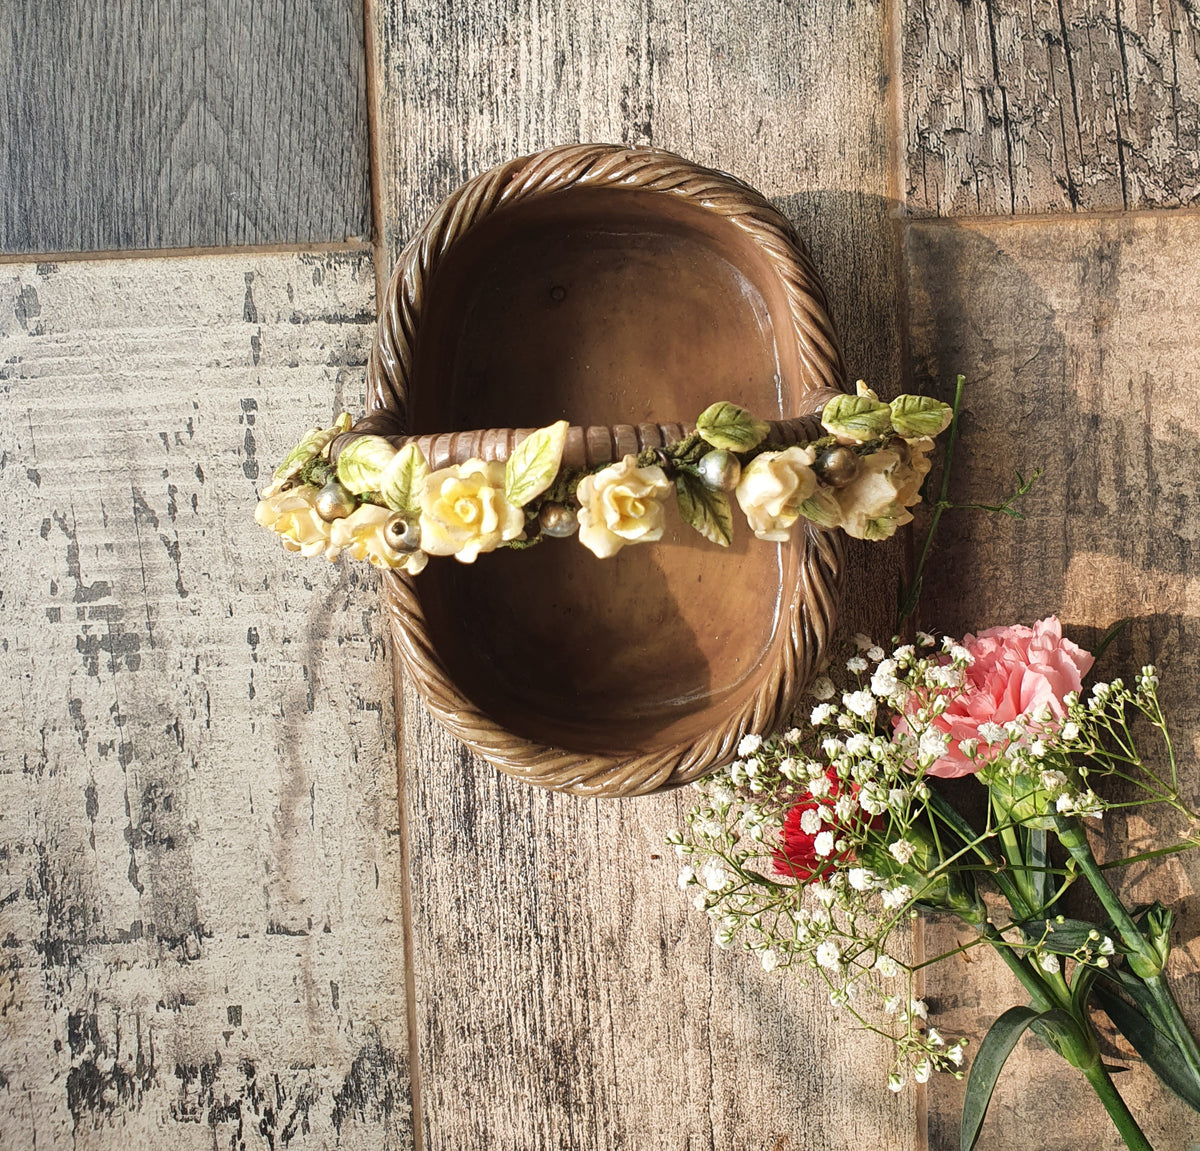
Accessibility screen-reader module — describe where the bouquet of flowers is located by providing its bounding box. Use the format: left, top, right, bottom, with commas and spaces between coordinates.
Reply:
671, 389, 1200, 1150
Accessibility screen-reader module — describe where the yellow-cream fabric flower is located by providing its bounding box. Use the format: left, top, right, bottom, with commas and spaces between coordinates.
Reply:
734, 445, 818, 541
576, 455, 672, 559
835, 438, 933, 540
418, 459, 525, 562
254, 485, 332, 557
328, 504, 429, 574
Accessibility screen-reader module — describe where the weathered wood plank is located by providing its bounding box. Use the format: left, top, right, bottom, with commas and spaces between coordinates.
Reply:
0, 1, 371, 254
374, 2, 915, 1147
903, 0, 1200, 216
908, 213, 1200, 1149
0, 251, 413, 1148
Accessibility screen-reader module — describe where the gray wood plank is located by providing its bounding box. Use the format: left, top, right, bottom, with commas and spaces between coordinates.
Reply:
0, 0, 371, 254
373, 2, 916, 1147
903, 0, 1200, 216
0, 251, 413, 1148
907, 213, 1200, 1149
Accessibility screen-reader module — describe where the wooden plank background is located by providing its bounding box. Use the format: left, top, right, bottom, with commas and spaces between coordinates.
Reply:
3, 1, 1200, 1148
0, 0, 371, 253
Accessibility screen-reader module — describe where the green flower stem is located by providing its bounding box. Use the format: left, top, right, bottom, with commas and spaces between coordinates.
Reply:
1055, 818, 1200, 1086
1079, 1061, 1156, 1151
981, 924, 1062, 1012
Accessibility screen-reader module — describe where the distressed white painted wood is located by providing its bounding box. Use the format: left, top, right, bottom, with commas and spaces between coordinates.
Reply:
0, 252, 413, 1149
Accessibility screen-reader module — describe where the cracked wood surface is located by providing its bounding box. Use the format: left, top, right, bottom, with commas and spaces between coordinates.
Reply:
373, 1, 915, 1148
903, 0, 1200, 215
909, 214, 1200, 1150
0, 251, 412, 1149
0, 0, 371, 254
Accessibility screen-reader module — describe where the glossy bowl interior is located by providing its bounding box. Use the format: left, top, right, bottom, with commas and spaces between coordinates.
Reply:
407, 186, 809, 757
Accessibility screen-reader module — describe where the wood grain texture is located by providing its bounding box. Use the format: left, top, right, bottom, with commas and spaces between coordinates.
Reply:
0, 0, 371, 254
0, 252, 413, 1148
373, 2, 915, 1147
908, 213, 1200, 1149
903, 0, 1200, 216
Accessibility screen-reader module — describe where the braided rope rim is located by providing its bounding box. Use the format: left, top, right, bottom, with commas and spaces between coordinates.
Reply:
365, 144, 847, 796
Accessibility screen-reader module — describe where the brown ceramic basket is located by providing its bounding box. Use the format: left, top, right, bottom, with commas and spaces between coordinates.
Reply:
334, 144, 848, 797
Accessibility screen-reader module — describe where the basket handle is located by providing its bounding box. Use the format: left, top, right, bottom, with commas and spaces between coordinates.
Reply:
330, 387, 842, 471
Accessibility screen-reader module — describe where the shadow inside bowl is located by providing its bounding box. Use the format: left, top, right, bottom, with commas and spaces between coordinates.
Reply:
409, 186, 808, 756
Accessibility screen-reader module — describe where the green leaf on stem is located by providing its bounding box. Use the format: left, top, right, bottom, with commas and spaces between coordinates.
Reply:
1093, 983, 1200, 1113
961, 1006, 1042, 1150
675, 471, 734, 546
1092, 617, 1130, 660
1012, 917, 1128, 957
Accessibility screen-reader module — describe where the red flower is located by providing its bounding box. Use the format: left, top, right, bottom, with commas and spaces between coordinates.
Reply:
773, 769, 865, 881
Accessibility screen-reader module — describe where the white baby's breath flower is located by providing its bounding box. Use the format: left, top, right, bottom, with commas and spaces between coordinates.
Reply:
1030, 739, 1047, 758
843, 690, 877, 719
1060, 721, 1080, 742
958, 738, 980, 759
873, 953, 899, 978
918, 728, 948, 760
813, 831, 835, 858
810, 676, 836, 701
815, 940, 841, 969
800, 808, 822, 835
807, 774, 832, 800
927, 1028, 945, 1047
678, 866, 695, 889
978, 722, 1006, 745
760, 948, 779, 973
845, 733, 870, 756
910, 999, 928, 1020
738, 733, 763, 756
947, 1042, 966, 1067
894, 644, 916, 661
811, 702, 835, 725
913, 1060, 932, 1084
916, 631, 935, 647
848, 867, 874, 892
822, 738, 845, 760
1040, 769, 1068, 791
846, 656, 869, 674
888, 1072, 905, 1094
866, 645, 886, 662
889, 839, 917, 865
834, 795, 857, 823
881, 885, 913, 911
700, 861, 728, 891
1038, 952, 1061, 975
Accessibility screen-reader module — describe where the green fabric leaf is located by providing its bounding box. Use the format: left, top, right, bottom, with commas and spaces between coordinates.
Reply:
820, 394, 892, 442
797, 488, 841, 528
695, 401, 771, 452
337, 435, 398, 495
505, 420, 568, 507
675, 471, 733, 546
961, 1006, 1042, 1150
273, 412, 353, 481
889, 394, 953, 438
379, 443, 429, 515
1092, 983, 1200, 1113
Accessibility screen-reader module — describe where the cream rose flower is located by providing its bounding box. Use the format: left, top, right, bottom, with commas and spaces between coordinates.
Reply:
418, 459, 525, 562
835, 438, 933, 540
254, 485, 332, 557
734, 445, 819, 541
328, 504, 429, 574
576, 456, 672, 559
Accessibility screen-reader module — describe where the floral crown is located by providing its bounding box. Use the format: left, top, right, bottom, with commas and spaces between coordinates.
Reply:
254, 382, 953, 570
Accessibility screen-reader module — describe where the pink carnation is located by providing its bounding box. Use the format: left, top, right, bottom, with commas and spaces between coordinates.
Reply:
914, 617, 1094, 778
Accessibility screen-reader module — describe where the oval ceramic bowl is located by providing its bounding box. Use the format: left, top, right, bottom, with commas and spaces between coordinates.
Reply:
336, 144, 847, 797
